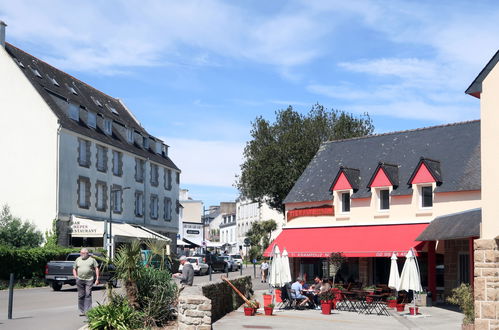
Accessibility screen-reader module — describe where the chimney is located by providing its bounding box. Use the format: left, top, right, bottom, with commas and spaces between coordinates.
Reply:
0, 21, 6, 48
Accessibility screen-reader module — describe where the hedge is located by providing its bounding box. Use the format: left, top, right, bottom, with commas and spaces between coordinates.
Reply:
0, 245, 78, 280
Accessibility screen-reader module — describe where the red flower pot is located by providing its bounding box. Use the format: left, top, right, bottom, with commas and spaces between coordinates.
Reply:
387, 299, 397, 308
244, 307, 255, 316
263, 294, 273, 307
264, 307, 273, 316
409, 307, 419, 315
396, 304, 405, 312
366, 295, 373, 303
321, 302, 332, 315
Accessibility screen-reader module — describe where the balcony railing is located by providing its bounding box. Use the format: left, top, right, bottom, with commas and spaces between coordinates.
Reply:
287, 205, 335, 221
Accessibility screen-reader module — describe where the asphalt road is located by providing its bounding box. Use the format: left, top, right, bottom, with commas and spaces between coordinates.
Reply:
0, 265, 264, 330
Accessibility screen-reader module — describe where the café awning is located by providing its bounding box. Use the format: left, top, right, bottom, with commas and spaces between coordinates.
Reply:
263, 223, 428, 258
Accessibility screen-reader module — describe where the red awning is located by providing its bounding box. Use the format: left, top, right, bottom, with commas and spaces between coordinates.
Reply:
264, 223, 428, 258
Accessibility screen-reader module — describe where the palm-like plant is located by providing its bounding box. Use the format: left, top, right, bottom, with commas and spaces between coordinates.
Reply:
114, 240, 142, 308
145, 239, 170, 271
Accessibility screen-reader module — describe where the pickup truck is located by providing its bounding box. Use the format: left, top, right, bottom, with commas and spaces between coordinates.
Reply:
198, 253, 233, 273
45, 253, 115, 291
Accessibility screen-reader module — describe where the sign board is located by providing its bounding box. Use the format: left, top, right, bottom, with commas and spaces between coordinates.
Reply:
183, 223, 203, 245
244, 238, 251, 246
70, 219, 100, 236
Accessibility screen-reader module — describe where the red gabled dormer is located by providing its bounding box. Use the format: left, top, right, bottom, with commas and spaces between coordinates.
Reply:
408, 158, 442, 185
367, 162, 399, 188
330, 167, 360, 191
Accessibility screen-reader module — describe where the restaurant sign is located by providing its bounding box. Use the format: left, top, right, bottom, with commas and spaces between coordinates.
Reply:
70, 219, 100, 235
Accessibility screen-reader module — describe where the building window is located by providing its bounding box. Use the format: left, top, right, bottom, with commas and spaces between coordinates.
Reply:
78, 138, 91, 168
458, 253, 470, 284
175, 200, 180, 214
68, 103, 80, 121
95, 181, 107, 212
150, 194, 159, 219
380, 189, 390, 210
112, 150, 123, 177
176, 172, 180, 184
77, 176, 91, 209
421, 186, 433, 208
165, 168, 172, 190
126, 128, 134, 144
341, 192, 350, 213
111, 185, 123, 214
135, 190, 144, 217
104, 119, 113, 135
135, 158, 145, 182
96, 145, 108, 172
150, 164, 159, 186
87, 111, 97, 128
143, 136, 149, 149
164, 198, 172, 221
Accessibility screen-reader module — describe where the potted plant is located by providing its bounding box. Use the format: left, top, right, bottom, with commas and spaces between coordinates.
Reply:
244, 300, 259, 316
387, 296, 397, 309
409, 306, 419, 315
447, 283, 474, 330
319, 291, 334, 314
264, 303, 274, 316
396, 303, 405, 312
327, 253, 346, 286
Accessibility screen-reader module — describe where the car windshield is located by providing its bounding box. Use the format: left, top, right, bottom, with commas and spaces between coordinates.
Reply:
231, 255, 241, 259
187, 258, 197, 263
221, 256, 229, 260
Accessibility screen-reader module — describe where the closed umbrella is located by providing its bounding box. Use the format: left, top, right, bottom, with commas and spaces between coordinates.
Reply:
280, 248, 292, 285
398, 249, 422, 310
269, 245, 282, 288
388, 253, 400, 290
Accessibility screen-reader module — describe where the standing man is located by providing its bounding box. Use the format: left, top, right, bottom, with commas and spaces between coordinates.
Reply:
260, 259, 269, 283
72, 248, 100, 316
174, 256, 194, 287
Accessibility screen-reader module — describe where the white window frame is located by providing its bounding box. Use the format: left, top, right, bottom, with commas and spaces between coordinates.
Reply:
78, 180, 87, 208
87, 111, 97, 128
112, 188, 122, 213
378, 188, 390, 211
112, 150, 122, 176
135, 191, 144, 217
164, 198, 172, 221
104, 119, 113, 135
419, 185, 434, 209
127, 128, 134, 143
150, 195, 159, 219
69, 103, 79, 121
337, 190, 351, 214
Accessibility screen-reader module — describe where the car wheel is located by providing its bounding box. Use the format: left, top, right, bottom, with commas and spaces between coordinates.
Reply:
51, 282, 62, 291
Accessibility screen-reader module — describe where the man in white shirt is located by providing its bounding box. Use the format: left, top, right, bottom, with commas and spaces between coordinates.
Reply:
260, 260, 269, 283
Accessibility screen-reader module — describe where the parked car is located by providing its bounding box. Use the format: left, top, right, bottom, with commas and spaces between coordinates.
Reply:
178, 257, 209, 275
230, 254, 243, 268
45, 253, 115, 291
220, 255, 239, 272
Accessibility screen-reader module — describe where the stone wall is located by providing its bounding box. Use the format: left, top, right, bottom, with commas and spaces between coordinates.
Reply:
178, 286, 212, 330
474, 239, 499, 330
444, 239, 470, 297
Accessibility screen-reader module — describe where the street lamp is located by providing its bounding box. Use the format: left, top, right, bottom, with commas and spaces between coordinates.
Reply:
106, 186, 130, 259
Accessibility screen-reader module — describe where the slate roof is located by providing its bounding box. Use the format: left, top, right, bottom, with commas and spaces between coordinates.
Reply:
466, 49, 499, 98
284, 120, 480, 203
416, 208, 481, 241
5, 43, 179, 171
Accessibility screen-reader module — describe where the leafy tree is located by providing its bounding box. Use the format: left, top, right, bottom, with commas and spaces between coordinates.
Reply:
0, 205, 43, 248
246, 219, 277, 259
44, 219, 59, 248
237, 104, 374, 212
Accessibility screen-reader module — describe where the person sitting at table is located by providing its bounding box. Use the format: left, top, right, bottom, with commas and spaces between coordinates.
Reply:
291, 277, 311, 308
312, 276, 321, 290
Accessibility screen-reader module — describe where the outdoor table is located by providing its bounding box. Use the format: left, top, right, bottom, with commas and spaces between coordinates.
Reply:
341, 291, 360, 312
363, 294, 390, 316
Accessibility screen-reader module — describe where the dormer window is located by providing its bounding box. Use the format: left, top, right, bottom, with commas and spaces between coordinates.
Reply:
161, 144, 168, 156
87, 111, 96, 128
66, 84, 78, 95
421, 186, 433, 208
156, 141, 162, 154
106, 104, 119, 115
68, 103, 79, 121
126, 128, 134, 143
341, 192, 351, 213
30, 66, 42, 78
143, 136, 149, 149
47, 75, 59, 86
104, 119, 112, 135
91, 96, 103, 107
16, 59, 25, 68
379, 189, 390, 210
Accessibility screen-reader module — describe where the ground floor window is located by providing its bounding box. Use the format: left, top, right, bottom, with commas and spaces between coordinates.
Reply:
458, 253, 470, 284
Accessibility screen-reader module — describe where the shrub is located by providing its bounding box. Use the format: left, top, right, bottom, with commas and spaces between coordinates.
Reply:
135, 267, 178, 327
0, 205, 43, 248
0, 245, 77, 280
447, 283, 474, 325
87, 294, 144, 330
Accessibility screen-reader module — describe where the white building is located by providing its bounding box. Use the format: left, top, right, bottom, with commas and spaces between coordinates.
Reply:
0, 27, 180, 251
220, 213, 237, 254
179, 189, 204, 251
236, 198, 285, 252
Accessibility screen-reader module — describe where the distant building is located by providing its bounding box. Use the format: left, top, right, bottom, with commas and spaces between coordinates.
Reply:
179, 189, 204, 250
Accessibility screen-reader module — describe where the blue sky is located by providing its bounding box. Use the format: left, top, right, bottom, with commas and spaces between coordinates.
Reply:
1, 0, 498, 207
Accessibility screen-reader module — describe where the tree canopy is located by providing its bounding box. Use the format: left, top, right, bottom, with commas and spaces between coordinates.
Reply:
0, 205, 43, 248
237, 104, 374, 212
246, 219, 277, 260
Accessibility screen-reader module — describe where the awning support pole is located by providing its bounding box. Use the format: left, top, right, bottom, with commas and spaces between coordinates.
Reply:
469, 237, 474, 290
427, 241, 437, 301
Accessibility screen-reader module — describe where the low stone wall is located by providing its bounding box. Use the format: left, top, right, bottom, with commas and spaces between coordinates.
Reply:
178, 286, 212, 330
474, 239, 499, 330
202, 275, 252, 323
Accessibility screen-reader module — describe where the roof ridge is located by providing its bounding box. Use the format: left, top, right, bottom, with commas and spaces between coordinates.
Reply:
324, 119, 480, 145
6, 42, 121, 106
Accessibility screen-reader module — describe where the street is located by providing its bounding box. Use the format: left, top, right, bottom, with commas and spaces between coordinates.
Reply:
0, 265, 265, 330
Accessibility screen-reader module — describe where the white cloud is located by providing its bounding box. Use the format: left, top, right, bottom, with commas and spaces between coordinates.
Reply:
165, 137, 244, 188
338, 58, 438, 80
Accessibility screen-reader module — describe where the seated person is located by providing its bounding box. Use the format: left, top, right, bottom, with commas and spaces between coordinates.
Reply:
312, 276, 321, 291
291, 277, 311, 308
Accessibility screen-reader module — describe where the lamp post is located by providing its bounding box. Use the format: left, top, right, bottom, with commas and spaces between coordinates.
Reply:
107, 186, 130, 259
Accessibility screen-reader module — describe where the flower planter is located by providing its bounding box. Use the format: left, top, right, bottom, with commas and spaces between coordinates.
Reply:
253, 307, 258, 315
321, 302, 332, 315
264, 307, 274, 316
409, 307, 419, 315
396, 304, 405, 312
461, 324, 474, 330
244, 307, 255, 316
366, 295, 373, 303
387, 299, 397, 308
263, 294, 273, 307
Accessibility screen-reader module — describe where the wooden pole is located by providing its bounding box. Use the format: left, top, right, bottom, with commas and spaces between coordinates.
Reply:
221, 276, 252, 305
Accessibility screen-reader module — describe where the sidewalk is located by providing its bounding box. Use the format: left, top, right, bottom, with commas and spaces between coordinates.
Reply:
213, 290, 464, 330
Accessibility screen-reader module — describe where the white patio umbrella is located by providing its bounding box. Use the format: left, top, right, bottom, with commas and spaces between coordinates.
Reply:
388, 253, 400, 290
280, 248, 292, 285
398, 249, 422, 310
269, 244, 282, 288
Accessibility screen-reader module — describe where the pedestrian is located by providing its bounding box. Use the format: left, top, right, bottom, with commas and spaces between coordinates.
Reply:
173, 256, 194, 287
72, 248, 100, 316
261, 259, 269, 283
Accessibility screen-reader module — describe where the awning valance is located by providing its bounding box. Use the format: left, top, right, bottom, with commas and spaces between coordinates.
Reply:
263, 223, 428, 258
416, 208, 481, 241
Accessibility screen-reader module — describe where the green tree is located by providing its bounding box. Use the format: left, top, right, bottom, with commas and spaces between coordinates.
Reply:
246, 219, 277, 259
237, 104, 374, 212
0, 205, 43, 248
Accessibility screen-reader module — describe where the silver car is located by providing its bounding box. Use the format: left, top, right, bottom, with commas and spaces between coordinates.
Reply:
179, 257, 209, 275
230, 254, 243, 268
221, 255, 239, 272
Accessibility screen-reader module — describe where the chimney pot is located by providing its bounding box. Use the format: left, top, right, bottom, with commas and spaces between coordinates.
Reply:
0, 21, 6, 48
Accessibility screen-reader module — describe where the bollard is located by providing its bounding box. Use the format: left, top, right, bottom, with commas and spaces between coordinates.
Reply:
226, 264, 229, 278
209, 265, 212, 281
8, 273, 14, 319
253, 263, 256, 279
240, 263, 243, 276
